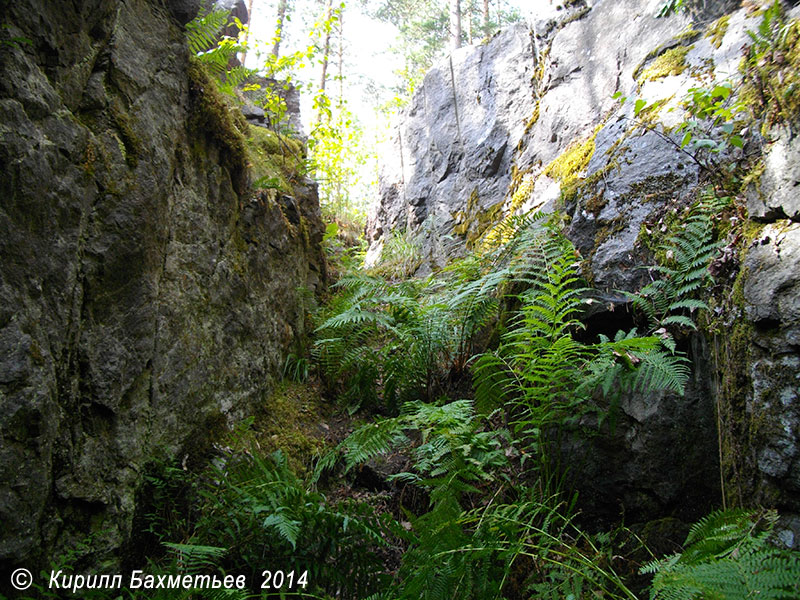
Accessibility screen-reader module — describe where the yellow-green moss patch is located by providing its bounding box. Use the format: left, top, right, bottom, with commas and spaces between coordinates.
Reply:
239, 381, 330, 474
245, 126, 304, 195
543, 124, 602, 200
187, 57, 248, 192
706, 14, 730, 49
638, 45, 693, 84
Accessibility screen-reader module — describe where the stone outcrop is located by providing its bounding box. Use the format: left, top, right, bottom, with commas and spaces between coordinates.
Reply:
0, 0, 324, 576
368, 0, 800, 537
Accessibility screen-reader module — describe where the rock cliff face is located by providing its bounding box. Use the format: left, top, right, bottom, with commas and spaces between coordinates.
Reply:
0, 0, 324, 573
368, 0, 800, 540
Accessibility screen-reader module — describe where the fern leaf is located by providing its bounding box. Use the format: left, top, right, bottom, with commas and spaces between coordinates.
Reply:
263, 512, 301, 549
185, 9, 230, 54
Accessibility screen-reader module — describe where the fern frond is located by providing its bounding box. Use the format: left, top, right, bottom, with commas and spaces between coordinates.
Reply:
185, 9, 230, 54
645, 508, 800, 600
262, 512, 301, 549
163, 542, 227, 573
341, 418, 409, 471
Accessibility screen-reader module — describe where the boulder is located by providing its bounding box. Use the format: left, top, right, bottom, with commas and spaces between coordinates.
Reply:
747, 128, 800, 221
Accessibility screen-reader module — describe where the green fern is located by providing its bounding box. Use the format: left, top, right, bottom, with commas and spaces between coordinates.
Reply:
643, 509, 800, 600
628, 196, 725, 332
473, 224, 689, 443
187, 449, 389, 597
184, 9, 257, 96
162, 542, 227, 573
185, 9, 230, 55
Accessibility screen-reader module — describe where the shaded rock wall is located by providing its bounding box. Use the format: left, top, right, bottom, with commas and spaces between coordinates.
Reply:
0, 0, 324, 574
368, 0, 800, 538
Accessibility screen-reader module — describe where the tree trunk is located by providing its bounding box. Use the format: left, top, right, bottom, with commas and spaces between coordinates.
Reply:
465, 0, 472, 45
240, 0, 255, 66
317, 0, 333, 123
482, 0, 490, 37
270, 0, 289, 58
449, 0, 461, 50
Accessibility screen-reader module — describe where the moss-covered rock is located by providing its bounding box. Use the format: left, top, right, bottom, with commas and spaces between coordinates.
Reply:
637, 45, 693, 84
0, 0, 326, 579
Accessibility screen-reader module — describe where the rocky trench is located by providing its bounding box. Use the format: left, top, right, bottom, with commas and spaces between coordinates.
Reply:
367, 0, 800, 544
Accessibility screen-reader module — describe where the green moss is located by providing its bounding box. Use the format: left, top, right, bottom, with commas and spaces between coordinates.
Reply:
674, 27, 701, 45
187, 58, 249, 193
706, 14, 730, 49
697, 205, 772, 508
543, 124, 602, 201
635, 96, 672, 129
706, 271, 755, 508
243, 381, 330, 474
508, 174, 534, 214
109, 99, 142, 168
523, 101, 541, 135
739, 16, 800, 131
592, 215, 626, 254
584, 188, 607, 217
638, 45, 693, 84
453, 188, 481, 237
244, 126, 305, 196
82, 139, 97, 176
453, 188, 506, 248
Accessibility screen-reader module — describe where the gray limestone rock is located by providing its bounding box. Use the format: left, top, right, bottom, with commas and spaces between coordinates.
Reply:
0, 0, 324, 580
366, 0, 800, 526
167, 0, 202, 24
747, 128, 800, 222
744, 223, 800, 326
367, 22, 538, 265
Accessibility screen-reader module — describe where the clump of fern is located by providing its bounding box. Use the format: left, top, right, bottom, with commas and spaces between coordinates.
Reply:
313, 213, 562, 414
628, 193, 729, 333
187, 448, 390, 598
473, 222, 689, 444
317, 396, 639, 600
185, 9, 257, 96
642, 508, 800, 599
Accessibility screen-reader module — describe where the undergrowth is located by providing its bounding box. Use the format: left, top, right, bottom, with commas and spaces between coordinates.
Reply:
116, 199, 800, 600
120, 10, 800, 590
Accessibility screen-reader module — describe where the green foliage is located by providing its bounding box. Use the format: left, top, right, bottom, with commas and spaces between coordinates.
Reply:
656, 0, 687, 18
319, 393, 637, 600
185, 9, 257, 97
282, 353, 310, 382
0, 23, 32, 48
188, 449, 389, 597
362, 0, 521, 97
309, 95, 372, 221
740, 1, 800, 130
313, 227, 523, 411
185, 9, 231, 55
747, 0, 793, 52
371, 228, 424, 278
613, 83, 747, 188
473, 223, 689, 443
677, 82, 747, 155
643, 509, 800, 599
627, 193, 727, 333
